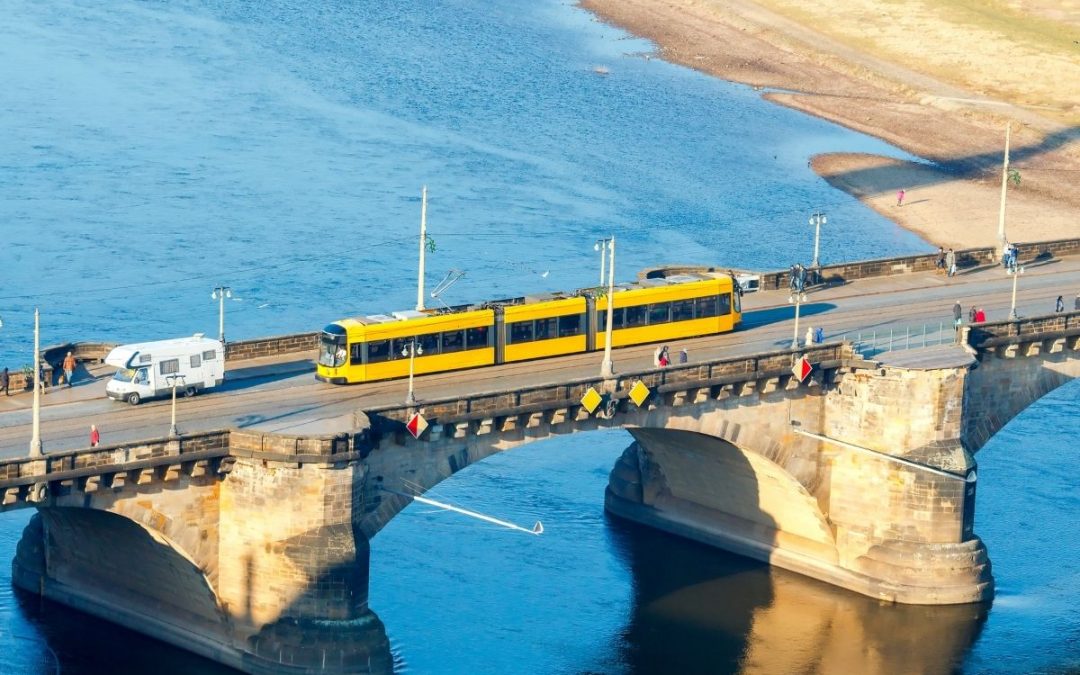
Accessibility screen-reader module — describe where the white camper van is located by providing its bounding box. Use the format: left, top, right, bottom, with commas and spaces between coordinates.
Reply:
105, 334, 225, 405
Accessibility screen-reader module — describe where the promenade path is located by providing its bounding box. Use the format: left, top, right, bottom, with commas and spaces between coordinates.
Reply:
1, 256, 1078, 458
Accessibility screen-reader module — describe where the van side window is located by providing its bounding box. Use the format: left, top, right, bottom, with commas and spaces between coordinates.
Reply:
190, 354, 202, 368
160, 359, 179, 375
202, 350, 216, 361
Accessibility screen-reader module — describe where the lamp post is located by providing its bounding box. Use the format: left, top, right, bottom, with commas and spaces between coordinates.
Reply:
595, 237, 608, 285
166, 374, 186, 438
997, 122, 1011, 248
212, 286, 232, 344
789, 264, 807, 350
595, 237, 616, 378
30, 308, 42, 458
1007, 259, 1024, 321
417, 185, 428, 312
402, 339, 423, 406
809, 211, 827, 270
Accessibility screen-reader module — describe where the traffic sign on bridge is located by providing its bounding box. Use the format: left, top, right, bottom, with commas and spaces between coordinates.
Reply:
792, 356, 813, 383
406, 412, 428, 439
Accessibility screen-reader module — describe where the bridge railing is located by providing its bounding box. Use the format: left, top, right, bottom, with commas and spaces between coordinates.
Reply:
967, 310, 1080, 347
841, 323, 957, 358
365, 342, 851, 428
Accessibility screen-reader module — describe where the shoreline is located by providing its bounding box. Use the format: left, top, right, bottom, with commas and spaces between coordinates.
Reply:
578, 0, 1080, 249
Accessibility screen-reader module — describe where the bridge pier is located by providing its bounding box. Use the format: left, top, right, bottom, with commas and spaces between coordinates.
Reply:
9, 432, 392, 674
605, 349, 993, 604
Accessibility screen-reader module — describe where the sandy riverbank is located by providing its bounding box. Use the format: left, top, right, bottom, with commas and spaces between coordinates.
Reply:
580, 0, 1080, 249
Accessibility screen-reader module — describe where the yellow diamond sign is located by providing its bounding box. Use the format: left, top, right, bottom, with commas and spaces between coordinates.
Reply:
580, 387, 603, 414
629, 380, 651, 407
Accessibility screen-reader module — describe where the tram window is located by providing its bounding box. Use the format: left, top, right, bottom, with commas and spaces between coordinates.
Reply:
367, 340, 390, 363
672, 300, 694, 322
648, 303, 671, 325
535, 318, 557, 340
695, 296, 718, 318
391, 337, 412, 359
467, 326, 490, 349
419, 333, 440, 355
558, 314, 582, 337
625, 305, 647, 327
600, 308, 625, 330
718, 292, 732, 316
351, 343, 364, 364
442, 330, 465, 353
509, 321, 533, 344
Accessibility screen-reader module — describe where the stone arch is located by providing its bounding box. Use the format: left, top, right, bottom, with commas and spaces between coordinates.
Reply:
361, 414, 836, 569
12, 507, 232, 656
963, 347, 1080, 452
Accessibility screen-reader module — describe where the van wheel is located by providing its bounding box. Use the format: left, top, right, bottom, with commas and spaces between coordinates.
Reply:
127, 392, 141, 406
184, 387, 197, 398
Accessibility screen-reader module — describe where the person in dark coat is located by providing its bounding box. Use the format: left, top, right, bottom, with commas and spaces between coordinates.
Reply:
953, 301, 963, 327
0, 367, 8, 396
1055, 295, 1065, 313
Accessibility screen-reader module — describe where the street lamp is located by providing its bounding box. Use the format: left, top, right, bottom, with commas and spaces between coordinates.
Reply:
789, 264, 808, 350
594, 238, 609, 286
1007, 259, 1024, 321
211, 286, 233, 344
30, 308, 42, 458
402, 339, 423, 406
595, 237, 616, 378
809, 211, 827, 270
166, 374, 187, 438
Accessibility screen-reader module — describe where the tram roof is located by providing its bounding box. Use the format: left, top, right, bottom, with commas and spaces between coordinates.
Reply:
340, 271, 728, 325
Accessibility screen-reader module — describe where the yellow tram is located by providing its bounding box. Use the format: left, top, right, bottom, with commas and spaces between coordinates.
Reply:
315, 272, 741, 384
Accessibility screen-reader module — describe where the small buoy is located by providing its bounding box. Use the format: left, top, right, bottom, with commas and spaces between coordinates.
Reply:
593, 65, 610, 76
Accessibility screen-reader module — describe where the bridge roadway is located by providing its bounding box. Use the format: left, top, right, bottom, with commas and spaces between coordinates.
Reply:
1, 256, 1078, 458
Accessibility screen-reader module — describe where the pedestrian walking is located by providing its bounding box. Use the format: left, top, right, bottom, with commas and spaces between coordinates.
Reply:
1055, 295, 1065, 313
659, 349, 670, 368
935, 247, 946, 274
896, 189, 905, 207
90, 424, 100, 448
805, 326, 816, 346
678, 348, 688, 364
968, 305, 977, 324
653, 345, 663, 367
0, 367, 8, 396
38, 364, 46, 394
975, 308, 986, 324
814, 326, 824, 344
953, 301, 963, 327
1075, 292, 1080, 311
945, 248, 957, 277
62, 351, 76, 388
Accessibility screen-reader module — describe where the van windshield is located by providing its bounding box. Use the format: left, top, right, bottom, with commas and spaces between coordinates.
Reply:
113, 368, 136, 382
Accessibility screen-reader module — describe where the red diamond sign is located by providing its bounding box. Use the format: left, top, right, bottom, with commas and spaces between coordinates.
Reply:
792, 356, 812, 383
406, 412, 428, 439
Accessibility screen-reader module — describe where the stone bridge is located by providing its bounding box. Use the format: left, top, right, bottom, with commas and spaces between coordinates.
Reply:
0, 312, 1077, 673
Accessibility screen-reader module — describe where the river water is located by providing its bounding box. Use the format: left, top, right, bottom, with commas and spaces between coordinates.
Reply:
0, 1, 1076, 673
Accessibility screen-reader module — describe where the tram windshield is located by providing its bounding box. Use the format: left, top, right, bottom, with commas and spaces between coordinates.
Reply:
318, 328, 347, 368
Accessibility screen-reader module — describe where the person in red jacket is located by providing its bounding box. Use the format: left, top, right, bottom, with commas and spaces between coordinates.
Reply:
974, 308, 987, 323
90, 425, 100, 448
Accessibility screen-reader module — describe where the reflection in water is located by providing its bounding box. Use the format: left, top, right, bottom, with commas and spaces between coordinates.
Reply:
609, 515, 988, 674
14, 584, 394, 675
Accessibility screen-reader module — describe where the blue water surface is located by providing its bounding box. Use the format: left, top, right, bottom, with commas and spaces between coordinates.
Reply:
0, 1, 1075, 674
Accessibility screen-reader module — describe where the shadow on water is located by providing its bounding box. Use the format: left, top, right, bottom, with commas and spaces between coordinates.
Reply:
606, 515, 989, 674
13, 586, 239, 675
